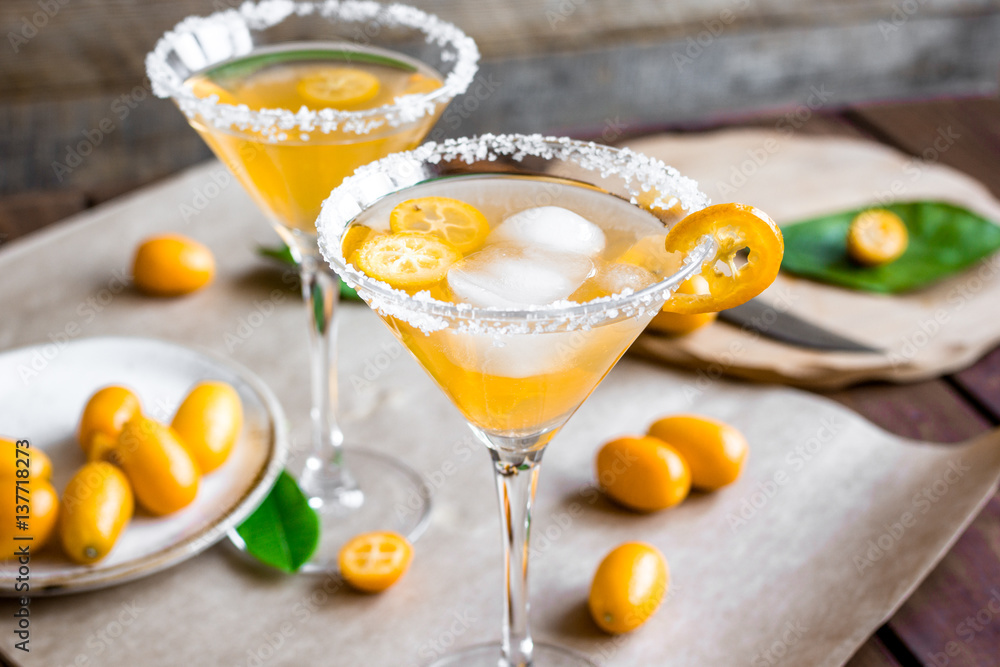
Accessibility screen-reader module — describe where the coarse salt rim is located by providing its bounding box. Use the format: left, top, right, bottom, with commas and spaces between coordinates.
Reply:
317, 133, 716, 334
145, 0, 480, 139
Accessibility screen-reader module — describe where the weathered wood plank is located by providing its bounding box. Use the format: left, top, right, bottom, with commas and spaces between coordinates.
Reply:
953, 347, 1000, 422
3, 0, 998, 96
0, 91, 213, 196
891, 494, 1000, 667
5, 5, 1000, 196
824, 379, 997, 667
823, 380, 992, 444
847, 97, 1000, 199
846, 635, 905, 667
0, 189, 87, 245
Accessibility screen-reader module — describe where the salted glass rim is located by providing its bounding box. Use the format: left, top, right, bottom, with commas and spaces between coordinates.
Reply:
145, 0, 480, 136
317, 133, 716, 332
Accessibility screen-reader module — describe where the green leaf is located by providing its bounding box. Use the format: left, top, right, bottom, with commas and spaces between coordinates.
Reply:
235, 470, 320, 573
780, 201, 1000, 293
257, 244, 298, 266
205, 49, 416, 84
256, 244, 361, 300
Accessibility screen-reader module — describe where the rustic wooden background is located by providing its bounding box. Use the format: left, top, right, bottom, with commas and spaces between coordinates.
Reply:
2, 0, 1000, 205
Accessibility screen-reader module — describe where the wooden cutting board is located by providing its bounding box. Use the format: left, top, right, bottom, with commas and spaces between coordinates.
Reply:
625, 130, 1000, 389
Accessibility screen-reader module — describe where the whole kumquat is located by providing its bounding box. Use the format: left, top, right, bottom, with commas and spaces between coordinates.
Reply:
589, 542, 669, 634
647, 415, 748, 491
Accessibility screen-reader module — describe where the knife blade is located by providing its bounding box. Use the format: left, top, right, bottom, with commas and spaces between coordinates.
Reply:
718, 299, 883, 353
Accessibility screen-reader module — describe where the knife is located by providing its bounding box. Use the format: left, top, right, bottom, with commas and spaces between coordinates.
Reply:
718, 299, 883, 353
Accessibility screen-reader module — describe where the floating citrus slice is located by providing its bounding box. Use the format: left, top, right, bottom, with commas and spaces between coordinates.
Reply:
188, 78, 238, 105
341, 224, 382, 263
390, 197, 490, 254
356, 232, 462, 290
846, 208, 908, 266
662, 203, 783, 314
297, 67, 380, 107
339, 531, 413, 593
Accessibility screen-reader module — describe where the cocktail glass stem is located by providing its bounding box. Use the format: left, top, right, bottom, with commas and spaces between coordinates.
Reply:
491, 446, 545, 667
296, 249, 362, 512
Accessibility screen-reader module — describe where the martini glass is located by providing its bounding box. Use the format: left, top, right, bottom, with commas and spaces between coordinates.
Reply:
318, 134, 716, 666
146, 0, 479, 571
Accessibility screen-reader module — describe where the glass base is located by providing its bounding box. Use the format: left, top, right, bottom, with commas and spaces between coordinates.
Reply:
425, 642, 597, 667
229, 447, 431, 574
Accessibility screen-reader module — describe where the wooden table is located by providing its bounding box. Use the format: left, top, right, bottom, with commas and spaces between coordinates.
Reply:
2, 97, 998, 666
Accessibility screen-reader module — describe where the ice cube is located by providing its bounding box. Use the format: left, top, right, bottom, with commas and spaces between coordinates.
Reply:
447, 243, 594, 308
571, 261, 657, 303
487, 206, 606, 256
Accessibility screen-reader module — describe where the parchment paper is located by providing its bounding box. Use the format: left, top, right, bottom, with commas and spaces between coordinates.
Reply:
0, 163, 998, 666
625, 130, 1000, 389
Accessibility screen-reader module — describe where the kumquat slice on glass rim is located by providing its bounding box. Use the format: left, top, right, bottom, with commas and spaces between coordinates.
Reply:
662, 203, 784, 315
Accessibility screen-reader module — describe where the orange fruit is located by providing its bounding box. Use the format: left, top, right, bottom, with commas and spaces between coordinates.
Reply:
116, 416, 200, 516
341, 224, 383, 264
662, 203, 783, 314
171, 381, 243, 474
189, 78, 237, 105
78, 385, 142, 456
589, 542, 669, 634
355, 232, 463, 291
389, 197, 490, 254
339, 531, 413, 593
0, 438, 52, 481
648, 275, 718, 335
648, 415, 748, 491
595, 436, 691, 512
847, 209, 908, 266
0, 478, 58, 557
87, 432, 118, 463
59, 462, 132, 564
297, 68, 380, 107
132, 234, 215, 297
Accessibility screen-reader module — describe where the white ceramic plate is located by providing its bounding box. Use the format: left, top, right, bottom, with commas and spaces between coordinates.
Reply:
0, 336, 288, 595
